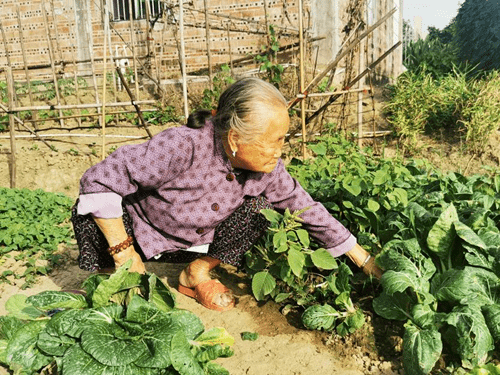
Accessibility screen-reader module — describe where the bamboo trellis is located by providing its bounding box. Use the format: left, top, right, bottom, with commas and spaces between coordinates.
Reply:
0, 0, 403, 188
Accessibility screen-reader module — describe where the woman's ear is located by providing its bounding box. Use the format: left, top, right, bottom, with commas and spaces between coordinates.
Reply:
227, 129, 239, 153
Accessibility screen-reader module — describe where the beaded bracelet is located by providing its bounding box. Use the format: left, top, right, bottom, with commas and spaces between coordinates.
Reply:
107, 236, 134, 256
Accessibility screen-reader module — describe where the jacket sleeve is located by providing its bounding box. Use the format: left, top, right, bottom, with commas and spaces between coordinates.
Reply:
262, 160, 356, 256
79, 129, 193, 197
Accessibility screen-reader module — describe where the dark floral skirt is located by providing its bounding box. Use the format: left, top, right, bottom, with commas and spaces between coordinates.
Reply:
71, 196, 272, 271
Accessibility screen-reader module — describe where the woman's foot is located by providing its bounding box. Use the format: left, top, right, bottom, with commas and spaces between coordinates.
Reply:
178, 256, 234, 309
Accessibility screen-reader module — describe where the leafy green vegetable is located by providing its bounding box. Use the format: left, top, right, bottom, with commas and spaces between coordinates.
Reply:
0, 265, 234, 374
240, 332, 259, 341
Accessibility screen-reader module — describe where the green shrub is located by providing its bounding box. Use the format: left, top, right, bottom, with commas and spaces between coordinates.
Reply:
404, 38, 458, 78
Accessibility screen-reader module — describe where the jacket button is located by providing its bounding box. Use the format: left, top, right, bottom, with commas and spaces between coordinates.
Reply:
196, 228, 204, 234
226, 173, 235, 181
211, 203, 219, 211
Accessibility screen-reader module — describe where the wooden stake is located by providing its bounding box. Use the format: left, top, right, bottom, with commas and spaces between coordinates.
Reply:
71, 44, 83, 127
298, 0, 307, 160
179, 0, 189, 120
41, 0, 65, 127
288, 7, 398, 110
358, 20, 365, 148
307, 41, 402, 124
84, 4, 101, 123
226, 23, 234, 75
127, 0, 140, 99
6, 68, 17, 188
115, 66, 153, 139
16, 5, 38, 129
0, 19, 12, 70
103, 0, 119, 124
50, 0, 63, 62
101, 2, 109, 161
0, 101, 54, 150
144, 0, 152, 75
203, 0, 213, 88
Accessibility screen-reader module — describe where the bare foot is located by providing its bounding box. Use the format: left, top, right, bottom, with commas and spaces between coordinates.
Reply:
178, 257, 234, 308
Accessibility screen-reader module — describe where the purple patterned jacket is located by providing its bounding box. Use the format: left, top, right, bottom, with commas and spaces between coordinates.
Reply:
77, 121, 356, 260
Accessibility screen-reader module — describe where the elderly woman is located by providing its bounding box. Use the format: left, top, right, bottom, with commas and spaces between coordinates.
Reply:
72, 77, 381, 312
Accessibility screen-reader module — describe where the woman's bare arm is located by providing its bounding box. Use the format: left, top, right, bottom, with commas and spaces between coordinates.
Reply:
93, 217, 146, 274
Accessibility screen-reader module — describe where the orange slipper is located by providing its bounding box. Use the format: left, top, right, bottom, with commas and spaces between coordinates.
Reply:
178, 279, 235, 312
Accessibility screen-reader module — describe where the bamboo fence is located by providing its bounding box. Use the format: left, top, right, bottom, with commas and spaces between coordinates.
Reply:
0, 0, 403, 188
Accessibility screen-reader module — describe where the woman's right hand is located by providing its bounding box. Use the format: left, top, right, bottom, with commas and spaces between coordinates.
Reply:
112, 246, 146, 274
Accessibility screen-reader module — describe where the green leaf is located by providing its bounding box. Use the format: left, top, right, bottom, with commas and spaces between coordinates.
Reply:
343, 179, 362, 196
427, 204, 458, 260
27, 291, 88, 310
5, 294, 43, 320
336, 309, 365, 336
381, 270, 424, 296
482, 304, 500, 342
373, 170, 390, 185
62, 343, 152, 375
0, 316, 23, 341
5, 320, 51, 373
134, 317, 179, 368
202, 362, 230, 375
367, 199, 380, 212
288, 249, 305, 277
240, 331, 259, 341
446, 305, 494, 367
37, 330, 75, 356
148, 273, 176, 312
44, 309, 91, 338
310, 249, 337, 270
308, 143, 327, 155
373, 292, 413, 321
252, 272, 276, 301
273, 230, 287, 249
170, 331, 204, 375
126, 294, 164, 323
260, 209, 283, 224
302, 304, 339, 331
194, 327, 234, 347
80, 321, 148, 366
454, 221, 488, 250
403, 322, 442, 375
168, 309, 205, 341
295, 229, 310, 248
92, 260, 132, 307
0, 339, 7, 365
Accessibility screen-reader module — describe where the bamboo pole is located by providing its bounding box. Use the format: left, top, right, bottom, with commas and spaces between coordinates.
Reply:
104, 0, 119, 124
203, 0, 213, 89
179, 0, 189, 120
0, 19, 12, 70
306, 41, 402, 124
84, 3, 102, 124
71, 44, 83, 127
11, 100, 156, 112
50, 0, 63, 62
0, 134, 147, 140
226, 23, 234, 75
0, 102, 54, 150
298, 0, 307, 160
288, 7, 398, 110
144, 0, 152, 74
358, 18, 365, 148
127, 0, 140, 99
16, 5, 38, 129
6, 68, 17, 188
101, 3, 109, 161
41, 0, 65, 127
115, 67, 153, 139
13, 108, 157, 123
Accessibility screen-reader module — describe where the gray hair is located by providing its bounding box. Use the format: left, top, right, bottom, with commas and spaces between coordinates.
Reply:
214, 77, 287, 144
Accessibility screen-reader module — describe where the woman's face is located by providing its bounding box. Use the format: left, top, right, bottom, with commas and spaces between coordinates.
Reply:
230, 104, 290, 173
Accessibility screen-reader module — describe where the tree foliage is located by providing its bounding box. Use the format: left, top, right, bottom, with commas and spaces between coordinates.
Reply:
454, 0, 500, 71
